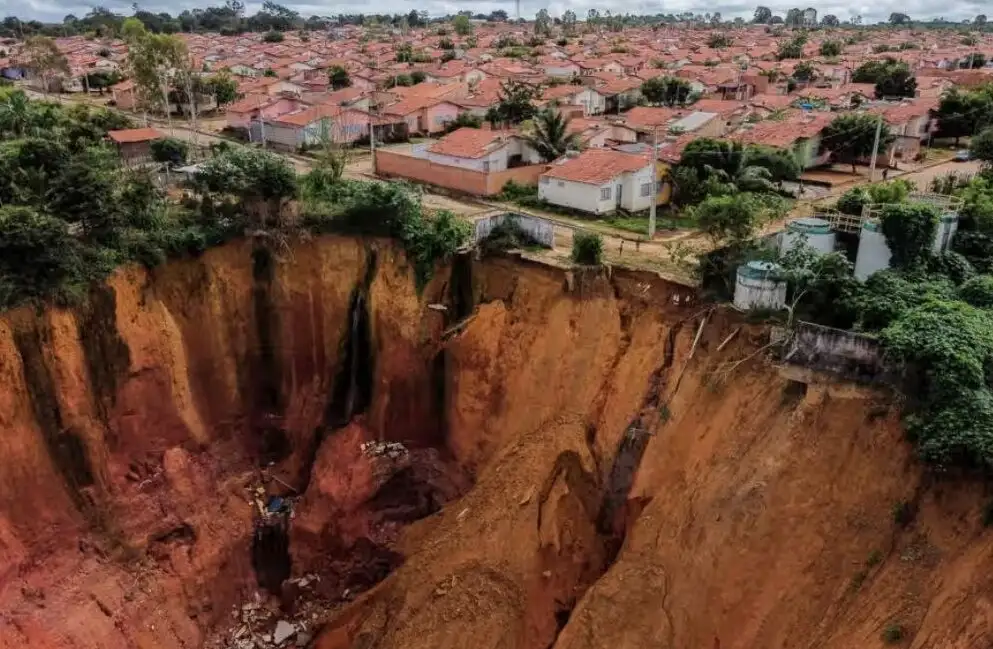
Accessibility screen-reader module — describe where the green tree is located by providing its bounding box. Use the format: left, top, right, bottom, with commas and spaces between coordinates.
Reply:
852, 58, 917, 98
194, 147, 297, 228
970, 127, 993, 169
150, 137, 189, 167
534, 9, 552, 36
753, 6, 773, 23
693, 194, 763, 246
821, 14, 839, 26
888, 12, 911, 25
452, 14, 473, 36
934, 87, 993, 145
328, 65, 351, 90
640, 76, 692, 106
880, 202, 940, 269
819, 40, 842, 57
822, 114, 892, 172
960, 275, 993, 308
47, 146, 120, 241
571, 231, 604, 265
0, 206, 85, 308
777, 35, 807, 60
523, 109, 579, 162
23, 36, 69, 96
84, 69, 123, 94
0, 89, 31, 138
206, 73, 240, 107
784, 8, 803, 26
487, 80, 538, 126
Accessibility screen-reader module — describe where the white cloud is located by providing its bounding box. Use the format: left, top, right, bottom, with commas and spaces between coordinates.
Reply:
5, 0, 988, 25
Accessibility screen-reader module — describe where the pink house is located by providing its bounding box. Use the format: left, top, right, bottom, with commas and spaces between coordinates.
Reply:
382, 97, 462, 135
226, 94, 305, 129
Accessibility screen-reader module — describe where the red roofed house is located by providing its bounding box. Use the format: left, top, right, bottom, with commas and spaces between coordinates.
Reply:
374, 127, 546, 196
539, 148, 655, 215
107, 128, 164, 164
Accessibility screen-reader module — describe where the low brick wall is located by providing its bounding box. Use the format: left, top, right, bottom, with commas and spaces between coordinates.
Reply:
374, 150, 545, 196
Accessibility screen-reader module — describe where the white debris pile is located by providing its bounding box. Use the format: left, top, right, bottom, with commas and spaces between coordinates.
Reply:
360, 440, 408, 460
217, 578, 324, 649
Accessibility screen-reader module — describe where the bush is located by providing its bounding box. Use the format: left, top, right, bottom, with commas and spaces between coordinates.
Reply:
960, 274, 993, 308
150, 137, 189, 168
481, 216, 543, 253
263, 30, 285, 43
571, 231, 604, 265
882, 623, 905, 644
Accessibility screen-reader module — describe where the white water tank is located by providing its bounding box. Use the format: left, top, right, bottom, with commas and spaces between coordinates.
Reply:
932, 212, 959, 253
733, 261, 786, 310
854, 218, 891, 282
780, 216, 836, 257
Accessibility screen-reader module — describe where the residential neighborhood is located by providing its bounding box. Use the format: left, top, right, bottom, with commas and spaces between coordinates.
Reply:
2, 7, 993, 219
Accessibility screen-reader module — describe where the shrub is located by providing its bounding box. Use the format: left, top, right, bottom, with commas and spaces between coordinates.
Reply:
150, 137, 189, 168
882, 623, 905, 644
263, 30, 285, 43
962, 275, 993, 308
891, 500, 914, 527
571, 231, 604, 265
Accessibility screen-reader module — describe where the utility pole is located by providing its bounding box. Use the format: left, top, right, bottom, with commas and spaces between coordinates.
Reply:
868, 113, 883, 182
648, 126, 658, 239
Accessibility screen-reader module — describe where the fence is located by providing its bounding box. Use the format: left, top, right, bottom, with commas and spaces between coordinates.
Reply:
473, 212, 555, 248
779, 320, 891, 383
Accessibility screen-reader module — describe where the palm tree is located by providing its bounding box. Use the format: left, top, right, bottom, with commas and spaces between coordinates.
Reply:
523, 108, 580, 162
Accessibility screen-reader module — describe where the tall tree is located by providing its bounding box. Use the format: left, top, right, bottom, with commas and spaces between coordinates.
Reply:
328, 65, 351, 90
889, 12, 911, 25
640, 76, 692, 106
753, 6, 773, 23
821, 14, 840, 26
22, 36, 68, 96
822, 114, 893, 172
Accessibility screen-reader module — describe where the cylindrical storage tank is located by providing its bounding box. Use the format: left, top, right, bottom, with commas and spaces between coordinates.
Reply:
780, 216, 836, 257
854, 218, 891, 282
733, 261, 787, 311
932, 211, 959, 253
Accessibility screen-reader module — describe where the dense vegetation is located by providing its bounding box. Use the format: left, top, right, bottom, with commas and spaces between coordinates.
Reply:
0, 88, 470, 309
778, 174, 993, 474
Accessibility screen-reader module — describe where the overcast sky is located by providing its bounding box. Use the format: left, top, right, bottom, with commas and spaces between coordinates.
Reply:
3, 0, 987, 26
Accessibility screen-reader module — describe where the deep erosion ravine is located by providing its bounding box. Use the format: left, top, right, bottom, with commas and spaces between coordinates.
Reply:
0, 236, 992, 649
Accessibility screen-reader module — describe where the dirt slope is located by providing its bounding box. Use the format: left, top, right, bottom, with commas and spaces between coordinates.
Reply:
0, 237, 989, 649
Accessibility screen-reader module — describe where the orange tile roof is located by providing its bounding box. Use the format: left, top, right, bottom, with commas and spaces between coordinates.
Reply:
108, 128, 163, 144
542, 149, 649, 185
427, 127, 515, 159
272, 104, 341, 126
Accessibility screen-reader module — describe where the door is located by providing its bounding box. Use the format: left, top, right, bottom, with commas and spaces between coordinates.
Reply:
616, 184, 623, 209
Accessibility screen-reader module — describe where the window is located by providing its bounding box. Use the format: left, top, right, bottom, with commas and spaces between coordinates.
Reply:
558, 181, 565, 188
640, 183, 651, 197
482, 161, 490, 172
600, 187, 612, 200
540, 176, 550, 184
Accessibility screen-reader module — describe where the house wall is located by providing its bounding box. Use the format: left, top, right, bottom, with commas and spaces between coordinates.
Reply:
425, 103, 461, 133
692, 115, 725, 138
544, 64, 580, 77
539, 177, 612, 214
112, 87, 136, 110
619, 166, 657, 212
426, 145, 508, 172
573, 88, 606, 116
375, 150, 545, 196
263, 122, 303, 150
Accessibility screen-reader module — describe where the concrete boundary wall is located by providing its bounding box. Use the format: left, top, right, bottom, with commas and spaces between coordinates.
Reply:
473, 212, 555, 248
780, 320, 891, 383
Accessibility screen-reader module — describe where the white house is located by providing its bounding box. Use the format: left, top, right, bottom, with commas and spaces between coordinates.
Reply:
539, 149, 656, 215
540, 85, 607, 116
423, 127, 542, 172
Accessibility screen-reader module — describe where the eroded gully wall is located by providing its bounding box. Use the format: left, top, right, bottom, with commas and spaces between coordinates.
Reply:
315, 257, 993, 649
0, 236, 450, 649
0, 237, 990, 649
